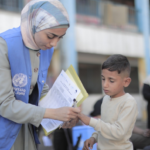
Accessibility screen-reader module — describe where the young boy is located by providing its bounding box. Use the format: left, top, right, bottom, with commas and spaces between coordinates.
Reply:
78, 54, 138, 150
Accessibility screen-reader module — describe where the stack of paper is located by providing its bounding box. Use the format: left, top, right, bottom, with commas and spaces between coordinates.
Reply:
39, 65, 88, 136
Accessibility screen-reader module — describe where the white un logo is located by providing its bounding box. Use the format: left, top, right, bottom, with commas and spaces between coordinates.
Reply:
13, 73, 27, 87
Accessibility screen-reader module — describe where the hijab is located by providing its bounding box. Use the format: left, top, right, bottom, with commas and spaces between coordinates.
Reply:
21, 0, 69, 50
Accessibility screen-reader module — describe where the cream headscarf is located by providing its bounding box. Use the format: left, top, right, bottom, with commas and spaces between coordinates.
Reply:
21, 0, 69, 50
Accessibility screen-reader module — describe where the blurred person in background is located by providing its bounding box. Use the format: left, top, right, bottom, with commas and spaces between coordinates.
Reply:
143, 145, 150, 150
0, 1, 80, 150
131, 126, 150, 150
142, 76, 150, 150
90, 97, 103, 119
142, 76, 150, 128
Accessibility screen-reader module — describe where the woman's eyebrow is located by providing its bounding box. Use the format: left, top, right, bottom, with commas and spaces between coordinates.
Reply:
48, 32, 66, 37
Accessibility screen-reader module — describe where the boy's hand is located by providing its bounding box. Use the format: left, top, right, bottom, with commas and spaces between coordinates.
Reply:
62, 117, 79, 128
83, 137, 96, 150
78, 113, 90, 125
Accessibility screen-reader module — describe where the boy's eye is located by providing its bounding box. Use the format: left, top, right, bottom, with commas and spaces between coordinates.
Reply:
59, 36, 63, 39
102, 78, 105, 81
110, 80, 114, 83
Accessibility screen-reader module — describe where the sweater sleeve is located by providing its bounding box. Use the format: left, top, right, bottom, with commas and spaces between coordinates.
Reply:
91, 131, 98, 142
0, 37, 45, 127
89, 99, 137, 140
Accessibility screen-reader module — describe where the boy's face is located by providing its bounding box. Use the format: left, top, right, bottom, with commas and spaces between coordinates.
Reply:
101, 69, 131, 98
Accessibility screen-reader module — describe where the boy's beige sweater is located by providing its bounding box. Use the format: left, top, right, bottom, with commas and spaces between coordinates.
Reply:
89, 93, 138, 150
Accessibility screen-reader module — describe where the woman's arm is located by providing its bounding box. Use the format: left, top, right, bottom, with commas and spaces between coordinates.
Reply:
0, 38, 80, 127
0, 37, 46, 127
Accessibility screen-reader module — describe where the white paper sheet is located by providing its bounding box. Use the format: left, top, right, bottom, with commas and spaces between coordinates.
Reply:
42, 136, 52, 147
39, 70, 80, 132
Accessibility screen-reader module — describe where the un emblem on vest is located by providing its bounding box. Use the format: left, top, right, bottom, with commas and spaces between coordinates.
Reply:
13, 73, 27, 87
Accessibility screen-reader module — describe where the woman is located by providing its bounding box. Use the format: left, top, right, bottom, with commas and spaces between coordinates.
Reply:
0, 0, 80, 150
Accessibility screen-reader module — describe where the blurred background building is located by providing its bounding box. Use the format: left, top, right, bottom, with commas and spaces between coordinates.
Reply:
0, 0, 149, 121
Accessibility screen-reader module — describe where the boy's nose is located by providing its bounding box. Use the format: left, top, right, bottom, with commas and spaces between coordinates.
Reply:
103, 81, 109, 88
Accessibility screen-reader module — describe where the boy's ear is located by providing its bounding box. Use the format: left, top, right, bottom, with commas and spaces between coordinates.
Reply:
123, 77, 131, 87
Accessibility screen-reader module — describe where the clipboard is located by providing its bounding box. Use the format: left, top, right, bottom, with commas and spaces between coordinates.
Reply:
42, 65, 88, 136
66, 65, 88, 106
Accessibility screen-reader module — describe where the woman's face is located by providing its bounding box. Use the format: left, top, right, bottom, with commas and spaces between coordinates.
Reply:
34, 28, 67, 50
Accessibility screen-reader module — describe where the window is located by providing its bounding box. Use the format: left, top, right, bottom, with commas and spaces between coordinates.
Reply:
110, 0, 135, 7
76, 0, 99, 17
79, 63, 102, 94
0, 0, 23, 12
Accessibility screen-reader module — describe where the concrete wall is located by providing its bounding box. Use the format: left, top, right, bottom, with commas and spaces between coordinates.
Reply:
76, 23, 145, 58
0, 11, 145, 59
0, 10, 20, 33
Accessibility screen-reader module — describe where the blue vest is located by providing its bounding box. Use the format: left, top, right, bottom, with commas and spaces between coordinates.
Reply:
0, 27, 54, 150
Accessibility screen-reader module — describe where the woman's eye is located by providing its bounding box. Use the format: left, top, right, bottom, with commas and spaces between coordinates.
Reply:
110, 80, 114, 83
47, 33, 55, 39
59, 36, 63, 39
47, 36, 54, 39
102, 78, 105, 81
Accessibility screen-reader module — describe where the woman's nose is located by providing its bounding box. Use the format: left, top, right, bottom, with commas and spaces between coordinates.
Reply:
50, 37, 59, 47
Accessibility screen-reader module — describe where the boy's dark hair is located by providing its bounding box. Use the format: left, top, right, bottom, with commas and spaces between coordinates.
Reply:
102, 54, 131, 75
